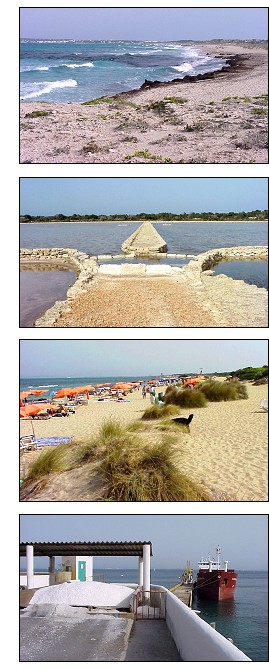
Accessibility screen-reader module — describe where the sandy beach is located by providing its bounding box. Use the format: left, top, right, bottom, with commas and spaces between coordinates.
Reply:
20, 42, 268, 164
20, 382, 268, 501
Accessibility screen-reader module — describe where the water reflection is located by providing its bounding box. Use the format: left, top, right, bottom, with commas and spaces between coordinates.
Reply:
20, 221, 268, 257
213, 260, 268, 289
20, 270, 76, 327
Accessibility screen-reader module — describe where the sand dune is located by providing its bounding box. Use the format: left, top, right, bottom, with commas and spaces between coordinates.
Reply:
20, 382, 268, 501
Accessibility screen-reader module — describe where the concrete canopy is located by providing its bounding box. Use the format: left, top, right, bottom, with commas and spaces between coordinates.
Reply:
20, 541, 153, 558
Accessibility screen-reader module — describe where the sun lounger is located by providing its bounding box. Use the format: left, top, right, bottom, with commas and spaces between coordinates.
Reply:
260, 398, 268, 412
20, 434, 37, 451
33, 412, 51, 419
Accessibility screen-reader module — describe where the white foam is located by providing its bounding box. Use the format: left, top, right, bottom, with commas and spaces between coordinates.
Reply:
64, 62, 94, 69
172, 62, 194, 73
20, 65, 50, 72
21, 79, 77, 100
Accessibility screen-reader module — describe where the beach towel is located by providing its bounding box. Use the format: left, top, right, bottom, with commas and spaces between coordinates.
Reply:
35, 437, 73, 447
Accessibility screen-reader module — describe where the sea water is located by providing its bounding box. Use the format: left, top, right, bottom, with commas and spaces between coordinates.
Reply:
20, 40, 226, 103
20, 376, 164, 394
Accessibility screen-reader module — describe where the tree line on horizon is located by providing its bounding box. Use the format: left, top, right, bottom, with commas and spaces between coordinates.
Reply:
20, 209, 268, 223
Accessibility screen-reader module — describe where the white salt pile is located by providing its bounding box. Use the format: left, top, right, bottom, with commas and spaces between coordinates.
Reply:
30, 581, 135, 608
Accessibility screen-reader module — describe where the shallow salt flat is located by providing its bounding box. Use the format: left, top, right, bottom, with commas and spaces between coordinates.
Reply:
30, 580, 135, 607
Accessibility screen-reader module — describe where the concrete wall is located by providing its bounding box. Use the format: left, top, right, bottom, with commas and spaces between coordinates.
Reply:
152, 586, 251, 662
20, 574, 49, 588
166, 590, 251, 661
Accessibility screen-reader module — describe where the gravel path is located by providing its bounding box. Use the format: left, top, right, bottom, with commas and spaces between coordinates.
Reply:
52, 272, 268, 328
54, 276, 217, 327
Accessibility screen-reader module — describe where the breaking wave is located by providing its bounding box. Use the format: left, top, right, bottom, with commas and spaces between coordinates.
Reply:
21, 79, 78, 100
172, 62, 194, 73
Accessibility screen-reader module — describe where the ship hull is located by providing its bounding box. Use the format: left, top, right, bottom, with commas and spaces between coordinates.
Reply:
196, 569, 237, 601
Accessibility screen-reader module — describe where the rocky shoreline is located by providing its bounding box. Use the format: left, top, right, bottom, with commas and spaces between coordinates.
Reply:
20, 42, 268, 164
20, 245, 268, 327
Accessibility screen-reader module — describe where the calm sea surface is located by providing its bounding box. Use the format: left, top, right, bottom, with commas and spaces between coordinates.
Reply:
20, 40, 225, 103
20, 221, 268, 256
19, 565, 267, 661
213, 259, 268, 289
20, 376, 163, 394
20, 270, 76, 327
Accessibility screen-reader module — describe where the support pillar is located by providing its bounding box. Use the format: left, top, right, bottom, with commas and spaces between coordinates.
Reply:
138, 556, 143, 586
49, 556, 55, 585
26, 544, 34, 589
142, 544, 151, 593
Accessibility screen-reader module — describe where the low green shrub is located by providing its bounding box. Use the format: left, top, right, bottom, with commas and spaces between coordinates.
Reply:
141, 404, 180, 420
164, 387, 207, 408
199, 380, 248, 401
251, 107, 267, 116
26, 442, 78, 480
81, 97, 114, 105
101, 434, 209, 501
25, 110, 52, 118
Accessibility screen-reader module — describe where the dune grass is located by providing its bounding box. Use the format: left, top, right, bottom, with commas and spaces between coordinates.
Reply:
22, 418, 209, 502
164, 387, 207, 408
199, 380, 248, 401
25, 441, 79, 480
163, 381, 248, 406
101, 430, 209, 502
141, 403, 180, 420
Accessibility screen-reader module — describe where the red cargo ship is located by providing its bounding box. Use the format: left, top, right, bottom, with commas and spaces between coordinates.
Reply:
195, 546, 237, 601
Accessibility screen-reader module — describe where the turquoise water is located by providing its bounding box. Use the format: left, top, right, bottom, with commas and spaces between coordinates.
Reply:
20, 376, 163, 395
20, 40, 226, 103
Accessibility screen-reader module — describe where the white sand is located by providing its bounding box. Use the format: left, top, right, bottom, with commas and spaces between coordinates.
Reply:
20, 383, 268, 501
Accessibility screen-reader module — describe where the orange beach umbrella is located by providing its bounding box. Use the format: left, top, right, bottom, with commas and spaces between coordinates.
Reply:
20, 390, 46, 400
71, 385, 94, 393
53, 387, 77, 398
111, 383, 132, 390
20, 403, 55, 418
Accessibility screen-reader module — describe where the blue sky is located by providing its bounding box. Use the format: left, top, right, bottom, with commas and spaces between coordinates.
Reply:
20, 8, 268, 40
20, 178, 268, 216
20, 515, 268, 570
20, 340, 268, 378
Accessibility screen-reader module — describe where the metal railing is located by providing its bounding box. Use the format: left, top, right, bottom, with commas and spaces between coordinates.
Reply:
135, 590, 166, 620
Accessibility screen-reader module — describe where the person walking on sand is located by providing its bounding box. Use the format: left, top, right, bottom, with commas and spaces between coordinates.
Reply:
142, 386, 147, 399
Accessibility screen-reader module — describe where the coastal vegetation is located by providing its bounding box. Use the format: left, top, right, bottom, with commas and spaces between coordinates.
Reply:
25, 110, 52, 118
232, 365, 268, 381
21, 417, 210, 502
198, 380, 248, 402
164, 387, 208, 407
20, 209, 268, 223
141, 404, 180, 420
163, 381, 248, 406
